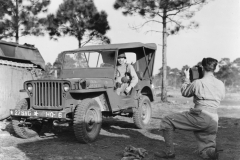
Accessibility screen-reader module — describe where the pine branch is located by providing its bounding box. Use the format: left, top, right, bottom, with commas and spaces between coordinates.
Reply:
166, 17, 182, 27
156, 12, 163, 18
141, 19, 163, 27
145, 30, 162, 34
167, 9, 182, 17
81, 36, 95, 47
0, 31, 14, 39
167, 0, 206, 13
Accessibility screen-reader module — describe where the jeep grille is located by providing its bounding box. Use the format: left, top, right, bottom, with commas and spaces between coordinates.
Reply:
32, 81, 63, 108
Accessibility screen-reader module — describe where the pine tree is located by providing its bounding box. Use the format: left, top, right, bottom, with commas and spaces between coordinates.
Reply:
0, 0, 50, 43
46, 0, 110, 48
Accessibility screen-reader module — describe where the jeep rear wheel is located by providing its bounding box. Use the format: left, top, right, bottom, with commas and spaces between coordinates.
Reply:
73, 99, 102, 143
133, 96, 152, 129
12, 99, 42, 139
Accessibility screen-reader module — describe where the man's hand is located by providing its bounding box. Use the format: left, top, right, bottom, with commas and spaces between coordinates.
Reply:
125, 86, 132, 93
184, 68, 190, 79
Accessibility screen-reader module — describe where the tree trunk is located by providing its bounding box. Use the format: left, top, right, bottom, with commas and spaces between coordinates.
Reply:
161, 9, 168, 102
77, 34, 83, 48
78, 40, 81, 48
15, 0, 19, 43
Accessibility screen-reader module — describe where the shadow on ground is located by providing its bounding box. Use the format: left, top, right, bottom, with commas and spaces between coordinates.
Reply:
1, 104, 240, 160
0, 117, 221, 160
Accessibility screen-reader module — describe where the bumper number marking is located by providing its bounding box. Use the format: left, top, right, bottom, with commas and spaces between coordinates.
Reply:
10, 109, 65, 119
46, 112, 55, 118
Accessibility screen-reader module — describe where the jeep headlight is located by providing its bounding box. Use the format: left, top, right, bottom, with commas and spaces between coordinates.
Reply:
63, 83, 70, 92
27, 84, 33, 92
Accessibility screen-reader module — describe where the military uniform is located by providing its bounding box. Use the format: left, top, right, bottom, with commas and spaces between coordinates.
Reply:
159, 73, 225, 159
115, 63, 138, 95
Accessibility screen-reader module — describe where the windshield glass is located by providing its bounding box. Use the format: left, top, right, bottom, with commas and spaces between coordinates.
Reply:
63, 50, 115, 69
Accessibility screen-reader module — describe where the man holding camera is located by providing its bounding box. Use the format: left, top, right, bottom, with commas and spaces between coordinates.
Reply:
155, 58, 225, 159
115, 51, 138, 95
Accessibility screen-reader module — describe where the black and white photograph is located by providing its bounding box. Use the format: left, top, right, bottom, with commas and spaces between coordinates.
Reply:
0, 0, 239, 159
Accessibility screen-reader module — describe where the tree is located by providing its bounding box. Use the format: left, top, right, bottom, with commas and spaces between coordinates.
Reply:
41, 62, 53, 78
46, 0, 110, 48
232, 58, 240, 69
218, 58, 231, 67
216, 58, 238, 87
154, 66, 181, 92
169, 68, 181, 88
156, 66, 170, 87
114, 0, 208, 102
0, 0, 50, 43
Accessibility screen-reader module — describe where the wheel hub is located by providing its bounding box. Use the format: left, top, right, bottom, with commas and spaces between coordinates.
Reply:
142, 104, 147, 120
85, 109, 98, 131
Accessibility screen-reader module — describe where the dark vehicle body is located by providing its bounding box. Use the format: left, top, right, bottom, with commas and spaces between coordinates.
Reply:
10, 42, 156, 143
0, 40, 45, 120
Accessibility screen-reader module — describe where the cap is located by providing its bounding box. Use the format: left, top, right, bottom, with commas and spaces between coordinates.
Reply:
118, 52, 126, 59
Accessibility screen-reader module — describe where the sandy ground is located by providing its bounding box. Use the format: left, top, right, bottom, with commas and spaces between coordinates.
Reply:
0, 90, 240, 160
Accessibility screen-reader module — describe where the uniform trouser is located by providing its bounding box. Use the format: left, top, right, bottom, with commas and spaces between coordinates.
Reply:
160, 109, 218, 158
116, 83, 129, 95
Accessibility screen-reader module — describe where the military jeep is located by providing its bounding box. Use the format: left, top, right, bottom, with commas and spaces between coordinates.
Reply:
10, 42, 157, 143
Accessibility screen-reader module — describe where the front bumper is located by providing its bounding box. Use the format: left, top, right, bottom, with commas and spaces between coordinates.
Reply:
10, 109, 66, 119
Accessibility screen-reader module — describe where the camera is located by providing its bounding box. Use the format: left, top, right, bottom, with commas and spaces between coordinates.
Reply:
189, 65, 203, 82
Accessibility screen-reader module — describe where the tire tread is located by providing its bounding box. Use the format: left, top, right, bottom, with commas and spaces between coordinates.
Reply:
12, 98, 38, 139
133, 96, 152, 129
73, 99, 102, 143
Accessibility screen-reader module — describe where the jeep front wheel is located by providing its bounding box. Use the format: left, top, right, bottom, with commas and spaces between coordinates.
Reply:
12, 99, 42, 139
133, 96, 152, 129
73, 99, 102, 143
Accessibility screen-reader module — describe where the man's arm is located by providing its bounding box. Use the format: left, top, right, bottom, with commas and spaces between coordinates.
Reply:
128, 65, 138, 88
181, 69, 196, 97
124, 65, 139, 93
181, 78, 195, 97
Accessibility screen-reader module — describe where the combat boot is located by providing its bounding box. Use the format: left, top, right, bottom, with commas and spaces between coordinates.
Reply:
206, 148, 219, 160
154, 129, 175, 159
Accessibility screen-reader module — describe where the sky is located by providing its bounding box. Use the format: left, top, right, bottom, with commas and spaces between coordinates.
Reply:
18, 0, 240, 75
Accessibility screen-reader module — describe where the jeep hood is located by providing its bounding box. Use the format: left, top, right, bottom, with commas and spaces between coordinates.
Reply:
60, 68, 115, 79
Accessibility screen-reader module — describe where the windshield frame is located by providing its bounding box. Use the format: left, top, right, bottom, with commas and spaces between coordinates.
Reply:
62, 49, 117, 69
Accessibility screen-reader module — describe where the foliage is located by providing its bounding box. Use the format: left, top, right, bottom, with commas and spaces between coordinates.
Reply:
0, 0, 50, 42
114, 0, 207, 34
233, 58, 240, 68
64, 54, 88, 68
45, 0, 110, 48
41, 62, 54, 78
216, 58, 240, 87
154, 66, 182, 88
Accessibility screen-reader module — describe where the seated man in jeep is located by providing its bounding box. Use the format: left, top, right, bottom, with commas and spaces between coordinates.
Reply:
115, 51, 138, 95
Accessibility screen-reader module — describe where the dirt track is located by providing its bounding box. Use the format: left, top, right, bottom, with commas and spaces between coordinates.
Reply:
1, 94, 240, 160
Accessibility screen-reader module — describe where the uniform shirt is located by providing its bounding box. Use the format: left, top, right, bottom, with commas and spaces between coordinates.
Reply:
116, 63, 138, 88
181, 74, 225, 109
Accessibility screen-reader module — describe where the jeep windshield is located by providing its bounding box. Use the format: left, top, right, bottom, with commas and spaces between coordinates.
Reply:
63, 50, 116, 69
